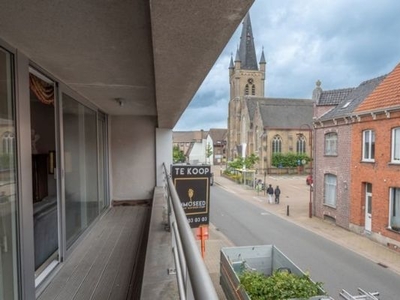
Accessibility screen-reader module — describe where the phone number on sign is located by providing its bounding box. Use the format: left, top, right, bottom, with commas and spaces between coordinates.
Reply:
187, 216, 208, 224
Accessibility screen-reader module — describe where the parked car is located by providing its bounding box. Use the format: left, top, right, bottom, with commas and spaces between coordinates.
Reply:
306, 175, 313, 185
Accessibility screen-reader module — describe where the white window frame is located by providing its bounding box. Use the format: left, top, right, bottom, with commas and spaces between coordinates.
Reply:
362, 129, 375, 162
324, 174, 337, 207
325, 132, 337, 156
392, 127, 400, 163
389, 187, 400, 232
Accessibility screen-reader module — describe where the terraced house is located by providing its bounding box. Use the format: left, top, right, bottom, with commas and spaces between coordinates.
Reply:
313, 62, 400, 250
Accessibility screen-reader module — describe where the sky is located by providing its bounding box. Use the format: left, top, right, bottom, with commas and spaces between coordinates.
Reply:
173, 0, 400, 131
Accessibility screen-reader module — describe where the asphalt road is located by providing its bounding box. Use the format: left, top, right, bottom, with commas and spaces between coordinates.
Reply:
210, 185, 400, 300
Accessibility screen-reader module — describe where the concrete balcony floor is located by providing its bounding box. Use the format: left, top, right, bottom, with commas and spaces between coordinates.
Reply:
37, 205, 150, 300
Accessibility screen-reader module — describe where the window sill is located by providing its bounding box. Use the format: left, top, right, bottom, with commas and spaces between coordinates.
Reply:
324, 154, 338, 157
361, 160, 375, 163
387, 227, 400, 234
388, 161, 400, 166
323, 204, 337, 209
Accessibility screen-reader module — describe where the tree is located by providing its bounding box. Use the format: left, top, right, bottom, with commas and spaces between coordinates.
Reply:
228, 154, 259, 170
173, 146, 186, 163
206, 143, 213, 164
244, 153, 259, 169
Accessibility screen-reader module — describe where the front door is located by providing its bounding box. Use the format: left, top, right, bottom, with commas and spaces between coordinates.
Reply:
365, 183, 372, 232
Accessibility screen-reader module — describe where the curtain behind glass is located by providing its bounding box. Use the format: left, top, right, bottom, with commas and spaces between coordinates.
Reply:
0, 47, 18, 300
62, 94, 98, 248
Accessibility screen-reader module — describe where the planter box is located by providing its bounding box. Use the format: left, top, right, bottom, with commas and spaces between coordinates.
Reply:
220, 245, 331, 300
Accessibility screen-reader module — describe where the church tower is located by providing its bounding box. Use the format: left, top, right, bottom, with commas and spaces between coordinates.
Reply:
227, 13, 266, 161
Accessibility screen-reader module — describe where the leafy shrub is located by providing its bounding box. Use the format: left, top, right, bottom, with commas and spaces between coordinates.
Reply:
272, 152, 310, 168
239, 270, 325, 300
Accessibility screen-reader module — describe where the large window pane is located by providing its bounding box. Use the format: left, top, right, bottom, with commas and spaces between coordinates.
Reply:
324, 174, 337, 207
363, 130, 375, 161
0, 47, 19, 299
63, 94, 98, 247
390, 188, 400, 232
392, 128, 400, 162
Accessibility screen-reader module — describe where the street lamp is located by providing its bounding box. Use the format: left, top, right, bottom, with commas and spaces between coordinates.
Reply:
298, 124, 313, 218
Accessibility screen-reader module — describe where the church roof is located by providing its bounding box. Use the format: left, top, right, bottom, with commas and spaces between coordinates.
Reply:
245, 97, 314, 128
258, 98, 314, 129
317, 88, 355, 105
319, 75, 386, 121
355, 63, 400, 113
238, 13, 258, 70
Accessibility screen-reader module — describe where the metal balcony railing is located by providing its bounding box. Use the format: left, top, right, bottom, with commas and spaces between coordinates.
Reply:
162, 163, 218, 300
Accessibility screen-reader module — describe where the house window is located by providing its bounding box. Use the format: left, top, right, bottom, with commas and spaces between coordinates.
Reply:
272, 135, 282, 153
296, 136, 306, 154
389, 187, 400, 232
325, 132, 338, 156
2, 131, 15, 154
392, 127, 400, 163
362, 130, 375, 161
245, 84, 249, 95
324, 174, 337, 207
251, 84, 255, 95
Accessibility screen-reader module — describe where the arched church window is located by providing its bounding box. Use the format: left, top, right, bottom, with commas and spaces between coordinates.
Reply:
272, 135, 282, 153
245, 84, 249, 95
252, 84, 255, 95
296, 135, 306, 154
2, 131, 15, 154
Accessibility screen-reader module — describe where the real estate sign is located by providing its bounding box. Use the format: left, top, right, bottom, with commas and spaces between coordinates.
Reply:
171, 165, 211, 228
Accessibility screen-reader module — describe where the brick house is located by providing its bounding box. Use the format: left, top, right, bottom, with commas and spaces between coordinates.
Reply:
313, 76, 385, 229
350, 63, 400, 248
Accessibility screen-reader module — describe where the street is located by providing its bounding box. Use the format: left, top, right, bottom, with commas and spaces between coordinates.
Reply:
210, 183, 400, 299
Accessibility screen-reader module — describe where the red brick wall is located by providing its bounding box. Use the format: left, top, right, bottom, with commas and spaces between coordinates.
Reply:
314, 122, 351, 229
351, 111, 400, 242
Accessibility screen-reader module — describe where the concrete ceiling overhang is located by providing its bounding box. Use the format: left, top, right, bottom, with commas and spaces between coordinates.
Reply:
0, 0, 253, 128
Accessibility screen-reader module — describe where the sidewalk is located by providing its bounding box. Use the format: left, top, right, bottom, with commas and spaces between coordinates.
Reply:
202, 168, 400, 298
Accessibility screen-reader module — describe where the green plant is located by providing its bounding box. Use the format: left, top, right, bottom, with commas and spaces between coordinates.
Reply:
173, 146, 185, 163
206, 143, 213, 163
272, 152, 310, 168
239, 270, 325, 300
228, 154, 260, 170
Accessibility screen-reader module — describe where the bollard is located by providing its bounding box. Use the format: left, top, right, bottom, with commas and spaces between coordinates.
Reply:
287, 205, 289, 216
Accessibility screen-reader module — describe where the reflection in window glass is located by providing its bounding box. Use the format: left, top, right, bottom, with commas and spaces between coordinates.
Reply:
0, 47, 19, 299
63, 94, 98, 248
324, 174, 337, 207
390, 188, 400, 232
325, 132, 338, 156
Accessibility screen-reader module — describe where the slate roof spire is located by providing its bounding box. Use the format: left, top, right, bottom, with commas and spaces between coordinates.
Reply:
238, 13, 258, 70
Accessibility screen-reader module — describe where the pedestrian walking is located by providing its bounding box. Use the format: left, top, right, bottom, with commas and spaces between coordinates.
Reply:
266, 184, 274, 204
274, 185, 281, 204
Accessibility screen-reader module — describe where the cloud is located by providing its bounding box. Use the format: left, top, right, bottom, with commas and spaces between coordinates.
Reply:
174, 0, 400, 131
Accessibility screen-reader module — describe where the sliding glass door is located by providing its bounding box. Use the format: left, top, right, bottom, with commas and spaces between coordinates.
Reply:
0, 47, 19, 300
62, 93, 99, 248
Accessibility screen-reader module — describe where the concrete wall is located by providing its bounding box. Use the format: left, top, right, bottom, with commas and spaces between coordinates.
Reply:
110, 116, 156, 200
189, 141, 206, 165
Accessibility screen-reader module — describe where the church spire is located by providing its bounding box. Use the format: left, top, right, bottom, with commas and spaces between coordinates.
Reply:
238, 13, 258, 70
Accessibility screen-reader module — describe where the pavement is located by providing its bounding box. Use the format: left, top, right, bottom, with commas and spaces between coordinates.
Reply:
200, 167, 400, 299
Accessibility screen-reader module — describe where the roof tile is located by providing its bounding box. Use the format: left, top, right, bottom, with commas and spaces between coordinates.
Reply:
355, 63, 400, 112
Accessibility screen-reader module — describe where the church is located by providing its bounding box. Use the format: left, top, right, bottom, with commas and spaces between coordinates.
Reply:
227, 14, 314, 174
